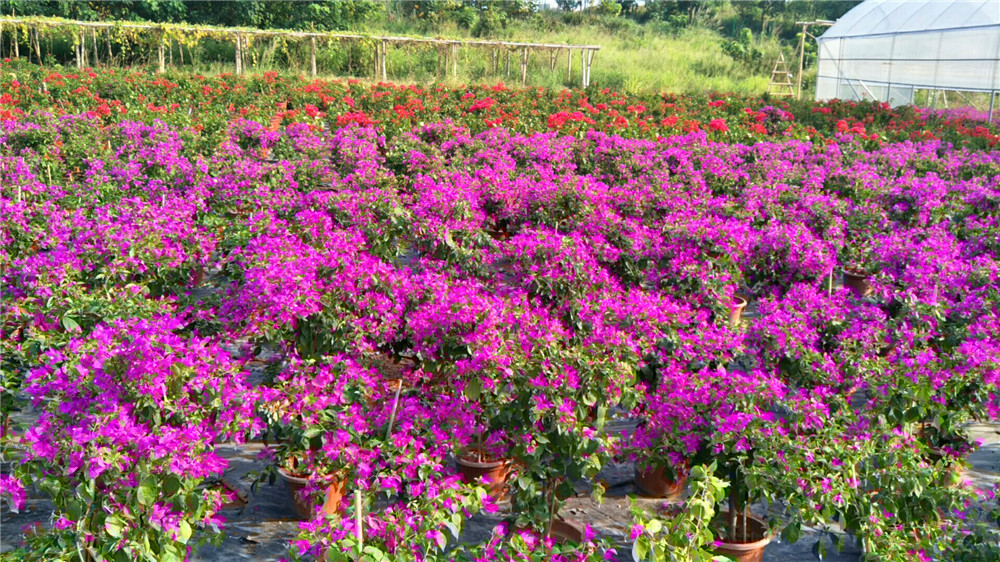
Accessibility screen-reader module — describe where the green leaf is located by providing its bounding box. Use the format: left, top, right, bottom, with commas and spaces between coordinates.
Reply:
105, 515, 124, 538
61, 316, 81, 332
137, 476, 157, 506
782, 521, 801, 545
177, 520, 193, 544
463, 378, 482, 402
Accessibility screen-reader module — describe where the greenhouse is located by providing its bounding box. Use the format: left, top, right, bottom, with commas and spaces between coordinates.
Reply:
815, 0, 1000, 108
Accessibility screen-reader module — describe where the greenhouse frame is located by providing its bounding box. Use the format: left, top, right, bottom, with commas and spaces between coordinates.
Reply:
815, 0, 1000, 111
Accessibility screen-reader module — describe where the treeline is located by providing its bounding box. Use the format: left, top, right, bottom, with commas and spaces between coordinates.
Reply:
1, 1, 861, 41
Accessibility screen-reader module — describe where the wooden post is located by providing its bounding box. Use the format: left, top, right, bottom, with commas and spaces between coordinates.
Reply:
796, 23, 806, 100
234, 33, 242, 75
567, 48, 571, 81
158, 36, 165, 73
178, 38, 184, 66
169, 39, 173, 66
505, 49, 510, 77
989, 91, 996, 124
106, 30, 112, 66
92, 30, 98, 66
13, 25, 19, 58
310, 37, 317, 77
33, 27, 42, 67
580, 49, 586, 87
382, 39, 389, 81
587, 49, 591, 87
520, 47, 528, 86
451, 43, 457, 78
549, 50, 556, 71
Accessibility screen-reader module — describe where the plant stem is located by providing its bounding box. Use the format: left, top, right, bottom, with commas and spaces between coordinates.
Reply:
546, 480, 558, 538
385, 380, 403, 439
728, 485, 737, 542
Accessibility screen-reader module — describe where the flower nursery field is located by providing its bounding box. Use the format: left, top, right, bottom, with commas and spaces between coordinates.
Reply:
3, 61, 1000, 562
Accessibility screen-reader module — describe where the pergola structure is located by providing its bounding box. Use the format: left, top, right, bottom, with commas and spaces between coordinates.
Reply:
0, 17, 601, 87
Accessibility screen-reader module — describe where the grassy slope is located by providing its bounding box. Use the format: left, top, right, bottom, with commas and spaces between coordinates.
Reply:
182, 20, 779, 95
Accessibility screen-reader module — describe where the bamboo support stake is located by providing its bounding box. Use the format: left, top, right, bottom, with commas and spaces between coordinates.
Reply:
158, 38, 165, 73
580, 49, 585, 87
505, 49, 510, 77
567, 47, 571, 81
169, 39, 173, 66
105, 31, 112, 66
354, 491, 363, 559
13, 26, 19, 58
92, 30, 98, 65
451, 43, 457, 77
310, 37, 316, 77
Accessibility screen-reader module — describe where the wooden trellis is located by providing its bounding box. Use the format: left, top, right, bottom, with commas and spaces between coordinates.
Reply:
0, 17, 601, 87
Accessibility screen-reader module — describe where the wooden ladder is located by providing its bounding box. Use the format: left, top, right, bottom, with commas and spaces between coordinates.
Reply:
767, 52, 796, 97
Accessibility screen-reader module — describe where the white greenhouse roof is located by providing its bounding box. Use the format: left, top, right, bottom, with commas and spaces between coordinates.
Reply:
822, 0, 1000, 39
815, 0, 1000, 105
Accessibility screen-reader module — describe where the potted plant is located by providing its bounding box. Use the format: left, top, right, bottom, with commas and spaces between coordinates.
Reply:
256, 356, 371, 520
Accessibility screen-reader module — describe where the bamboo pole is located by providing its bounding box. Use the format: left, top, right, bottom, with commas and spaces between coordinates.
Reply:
580, 49, 585, 87
92, 30, 98, 65
310, 36, 316, 77
505, 49, 510, 77
567, 47, 571, 81
13, 25, 19, 58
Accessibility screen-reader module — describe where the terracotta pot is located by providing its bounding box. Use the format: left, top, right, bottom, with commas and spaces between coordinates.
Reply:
634, 462, 688, 500
513, 518, 586, 544
729, 295, 748, 325
456, 453, 511, 500
548, 518, 586, 543
277, 468, 346, 520
712, 511, 772, 562
190, 267, 206, 287
843, 269, 872, 298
